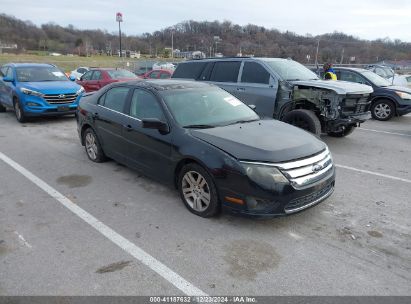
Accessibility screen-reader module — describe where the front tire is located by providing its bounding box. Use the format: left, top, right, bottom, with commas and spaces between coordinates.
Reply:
282, 109, 322, 136
371, 99, 395, 121
178, 163, 220, 218
83, 128, 107, 163
13, 98, 26, 123
0, 103, 6, 113
327, 125, 356, 137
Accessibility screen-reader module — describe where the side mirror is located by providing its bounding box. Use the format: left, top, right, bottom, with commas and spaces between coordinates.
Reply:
142, 118, 169, 134
3, 76, 14, 82
69, 75, 76, 81
248, 104, 257, 111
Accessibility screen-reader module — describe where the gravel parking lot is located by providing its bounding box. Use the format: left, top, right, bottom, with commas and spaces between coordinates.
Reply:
0, 110, 410, 296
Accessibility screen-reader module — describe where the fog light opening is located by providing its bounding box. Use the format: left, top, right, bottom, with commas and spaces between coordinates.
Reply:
26, 102, 41, 107
225, 196, 245, 205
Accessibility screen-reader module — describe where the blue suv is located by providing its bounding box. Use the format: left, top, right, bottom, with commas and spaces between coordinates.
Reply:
0, 63, 84, 122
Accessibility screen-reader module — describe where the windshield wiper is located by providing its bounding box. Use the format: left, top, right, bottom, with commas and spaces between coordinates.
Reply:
226, 118, 259, 126
183, 124, 215, 129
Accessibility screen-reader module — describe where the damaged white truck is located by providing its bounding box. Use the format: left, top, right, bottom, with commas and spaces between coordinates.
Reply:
172, 57, 373, 137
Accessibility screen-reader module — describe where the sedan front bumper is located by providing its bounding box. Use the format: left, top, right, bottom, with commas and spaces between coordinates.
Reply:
217, 165, 336, 218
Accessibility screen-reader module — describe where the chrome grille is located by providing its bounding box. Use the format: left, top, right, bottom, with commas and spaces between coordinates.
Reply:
277, 148, 334, 189
240, 148, 334, 189
43, 93, 77, 104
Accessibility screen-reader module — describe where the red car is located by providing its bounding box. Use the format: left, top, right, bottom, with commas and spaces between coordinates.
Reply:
77, 68, 139, 92
141, 69, 173, 79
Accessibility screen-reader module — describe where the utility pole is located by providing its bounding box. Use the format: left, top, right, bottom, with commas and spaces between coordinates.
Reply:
340, 48, 345, 64
171, 29, 174, 59
213, 36, 222, 57
314, 39, 320, 68
116, 12, 123, 57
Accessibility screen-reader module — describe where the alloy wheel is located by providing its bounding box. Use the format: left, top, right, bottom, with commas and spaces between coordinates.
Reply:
181, 171, 211, 212
15, 102, 22, 120
85, 132, 98, 160
374, 103, 392, 119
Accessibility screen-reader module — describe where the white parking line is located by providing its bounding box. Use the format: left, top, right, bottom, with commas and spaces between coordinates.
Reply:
358, 127, 411, 137
336, 164, 411, 184
14, 231, 32, 249
0, 152, 207, 296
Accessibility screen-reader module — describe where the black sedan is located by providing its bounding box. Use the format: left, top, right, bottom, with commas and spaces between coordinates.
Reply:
334, 67, 411, 121
77, 80, 335, 218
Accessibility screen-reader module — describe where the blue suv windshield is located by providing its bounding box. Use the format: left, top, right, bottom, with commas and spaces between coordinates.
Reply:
16, 66, 68, 82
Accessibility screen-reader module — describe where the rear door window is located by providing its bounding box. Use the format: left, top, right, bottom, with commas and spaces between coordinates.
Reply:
198, 62, 214, 81
210, 61, 241, 83
91, 71, 102, 80
81, 71, 93, 80
101, 87, 130, 113
241, 62, 270, 84
172, 62, 207, 79
159, 72, 170, 79
149, 71, 160, 79
339, 71, 366, 84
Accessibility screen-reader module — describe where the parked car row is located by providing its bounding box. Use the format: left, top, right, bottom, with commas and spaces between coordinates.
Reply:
76, 68, 138, 92
70, 62, 176, 80
74, 67, 174, 93
173, 57, 373, 136
1, 57, 409, 218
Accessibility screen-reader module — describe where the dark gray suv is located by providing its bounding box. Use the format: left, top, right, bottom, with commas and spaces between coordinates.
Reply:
172, 57, 373, 137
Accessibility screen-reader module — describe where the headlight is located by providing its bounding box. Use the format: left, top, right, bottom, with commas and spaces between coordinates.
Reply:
241, 163, 289, 190
76, 86, 85, 95
396, 91, 411, 100
20, 87, 44, 97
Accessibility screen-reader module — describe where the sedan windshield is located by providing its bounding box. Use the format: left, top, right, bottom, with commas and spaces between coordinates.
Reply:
107, 69, 138, 79
16, 66, 68, 82
161, 87, 259, 128
361, 71, 391, 87
262, 59, 319, 81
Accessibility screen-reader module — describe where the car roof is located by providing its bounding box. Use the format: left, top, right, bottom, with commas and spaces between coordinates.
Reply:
148, 69, 173, 72
115, 79, 214, 91
180, 57, 293, 63
333, 67, 369, 73
6, 63, 56, 68
89, 67, 120, 71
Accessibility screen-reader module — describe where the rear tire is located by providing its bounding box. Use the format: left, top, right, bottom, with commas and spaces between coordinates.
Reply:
282, 109, 322, 136
13, 98, 26, 123
83, 128, 107, 163
178, 163, 220, 218
0, 103, 6, 112
371, 99, 395, 121
327, 125, 356, 137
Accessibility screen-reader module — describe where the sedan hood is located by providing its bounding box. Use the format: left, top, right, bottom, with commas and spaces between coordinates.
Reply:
190, 120, 326, 163
292, 79, 373, 95
18, 81, 81, 94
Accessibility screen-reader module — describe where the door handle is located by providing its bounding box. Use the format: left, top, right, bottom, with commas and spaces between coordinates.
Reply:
236, 87, 245, 91
123, 124, 133, 131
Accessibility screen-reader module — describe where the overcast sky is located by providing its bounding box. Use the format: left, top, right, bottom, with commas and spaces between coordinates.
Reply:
2, 0, 411, 41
